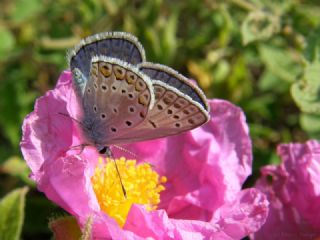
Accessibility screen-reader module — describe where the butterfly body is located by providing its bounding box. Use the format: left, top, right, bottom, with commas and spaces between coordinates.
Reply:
68, 32, 209, 149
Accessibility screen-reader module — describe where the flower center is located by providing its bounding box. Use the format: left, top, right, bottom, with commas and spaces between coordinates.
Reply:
91, 157, 167, 227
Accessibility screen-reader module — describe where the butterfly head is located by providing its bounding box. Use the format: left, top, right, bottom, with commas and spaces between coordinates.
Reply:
97, 145, 112, 157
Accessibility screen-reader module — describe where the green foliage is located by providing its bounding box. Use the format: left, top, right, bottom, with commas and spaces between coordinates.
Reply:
291, 62, 320, 114
0, 187, 28, 240
0, 0, 320, 238
0, 27, 15, 60
291, 24, 320, 137
2, 157, 33, 186
241, 10, 280, 45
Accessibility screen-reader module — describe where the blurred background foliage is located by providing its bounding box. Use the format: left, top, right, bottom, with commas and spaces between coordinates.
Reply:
0, 0, 320, 238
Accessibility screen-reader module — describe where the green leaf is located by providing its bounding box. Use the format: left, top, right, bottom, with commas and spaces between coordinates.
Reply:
259, 45, 301, 83
300, 113, 320, 138
304, 26, 320, 63
162, 12, 178, 64
10, 0, 43, 23
258, 70, 290, 93
0, 27, 15, 60
291, 62, 320, 114
2, 157, 34, 186
0, 187, 28, 240
241, 10, 280, 45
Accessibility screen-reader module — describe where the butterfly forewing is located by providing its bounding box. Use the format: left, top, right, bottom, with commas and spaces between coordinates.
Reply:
79, 56, 154, 146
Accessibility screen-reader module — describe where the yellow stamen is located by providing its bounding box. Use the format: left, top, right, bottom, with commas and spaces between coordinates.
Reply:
91, 157, 167, 227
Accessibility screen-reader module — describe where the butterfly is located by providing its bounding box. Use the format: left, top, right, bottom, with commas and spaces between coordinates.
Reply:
67, 32, 210, 156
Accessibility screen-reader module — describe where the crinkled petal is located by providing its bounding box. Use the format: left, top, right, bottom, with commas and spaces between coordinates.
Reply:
38, 154, 99, 219
252, 140, 320, 239
20, 71, 75, 175
20, 70, 85, 178
125, 205, 215, 239
211, 188, 269, 239
125, 188, 268, 240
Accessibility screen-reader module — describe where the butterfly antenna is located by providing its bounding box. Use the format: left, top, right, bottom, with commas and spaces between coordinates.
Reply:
107, 148, 127, 198
112, 145, 139, 159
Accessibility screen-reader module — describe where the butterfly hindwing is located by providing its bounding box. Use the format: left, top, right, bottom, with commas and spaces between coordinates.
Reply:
139, 62, 209, 111
105, 63, 210, 144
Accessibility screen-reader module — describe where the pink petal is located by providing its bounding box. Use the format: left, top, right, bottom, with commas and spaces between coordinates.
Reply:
252, 140, 320, 239
125, 205, 216, 239
211, 188, 269, 239
20, 71, 75, 175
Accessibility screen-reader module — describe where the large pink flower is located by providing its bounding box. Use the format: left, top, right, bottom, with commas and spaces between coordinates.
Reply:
21, 71, 268, 239
252, 140, 320, 240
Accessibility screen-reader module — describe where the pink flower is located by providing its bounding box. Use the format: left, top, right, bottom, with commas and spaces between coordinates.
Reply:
21, 71, 268, 239
252, 140, 320, 240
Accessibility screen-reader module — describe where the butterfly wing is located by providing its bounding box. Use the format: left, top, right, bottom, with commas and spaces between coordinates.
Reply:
106, 62, 210, 145
79, 57, 155, 146
68, 32, 146, 98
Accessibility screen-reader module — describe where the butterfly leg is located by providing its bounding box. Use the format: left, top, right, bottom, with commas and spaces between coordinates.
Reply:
70, 143, 90, 155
